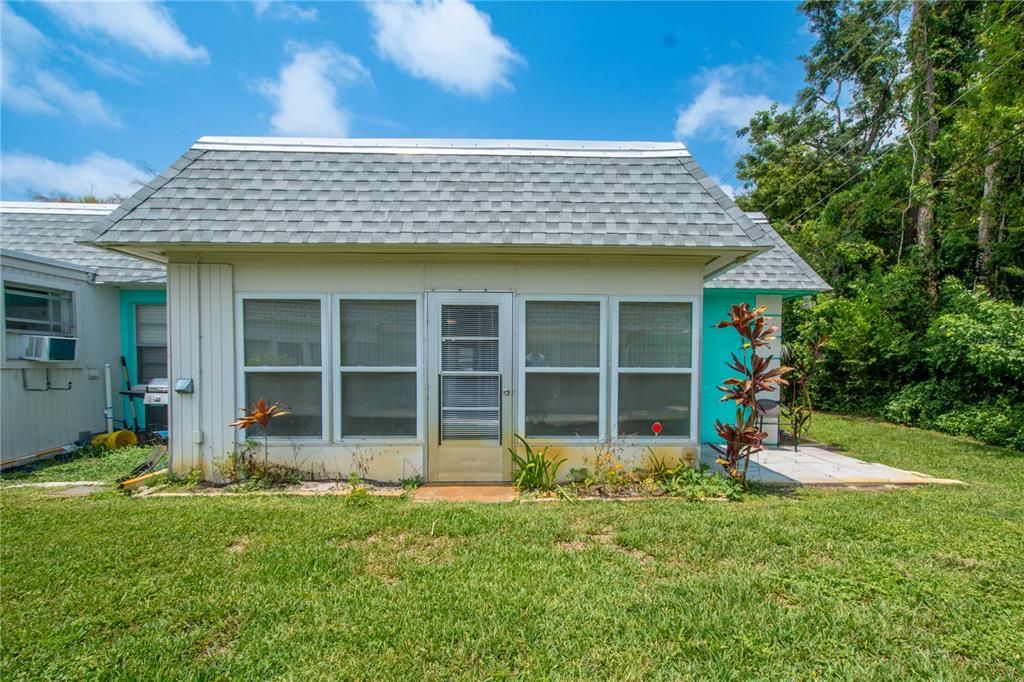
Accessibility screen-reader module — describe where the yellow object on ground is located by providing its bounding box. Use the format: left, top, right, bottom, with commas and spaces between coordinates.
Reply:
119, 468, 168, 492
91, 430, 138, 450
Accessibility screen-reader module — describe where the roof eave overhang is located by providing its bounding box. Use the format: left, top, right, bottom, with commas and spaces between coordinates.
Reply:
87, 241, 764, 264
702, 244, 773, 281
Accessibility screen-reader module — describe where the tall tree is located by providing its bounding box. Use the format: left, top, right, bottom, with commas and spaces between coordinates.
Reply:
909, 0, 938, 296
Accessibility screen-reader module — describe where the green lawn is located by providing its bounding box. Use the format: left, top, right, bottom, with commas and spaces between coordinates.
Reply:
2, 415, 1022, 680
0, 445, 154, 485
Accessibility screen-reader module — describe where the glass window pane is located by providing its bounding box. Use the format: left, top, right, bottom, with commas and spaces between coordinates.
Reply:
525, 373, 599, 437
617, 373, 691, 437
244, 372, 323, 437
442, 410, 500, 441
4, 285, 73, 334
441, 304, 497, 337
243, 299, 321, 367
341, 372, 417, 437
443, 375, 500, 409
525, 301, 600, 368
135, 304, 167, 346
137, 346, 168, 384
442, 338, 498, 372
340, 300, 416, 367
618, 302, 692, 368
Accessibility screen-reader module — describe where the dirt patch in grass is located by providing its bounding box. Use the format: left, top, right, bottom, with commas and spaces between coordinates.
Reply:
226, 536, 250, 554
934, 553, 986, 571
331, 530, 462, 584
193, 617, 241, 660
556, 526, 653, 564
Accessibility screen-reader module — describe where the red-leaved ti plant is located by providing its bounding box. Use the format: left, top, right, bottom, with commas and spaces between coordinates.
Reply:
711, 304, 792, 484
230, 399, 290, 468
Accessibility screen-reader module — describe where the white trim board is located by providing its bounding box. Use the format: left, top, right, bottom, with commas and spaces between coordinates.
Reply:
193, 136, 691, 158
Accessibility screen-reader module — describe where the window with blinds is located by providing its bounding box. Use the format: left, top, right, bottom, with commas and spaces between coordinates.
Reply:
615, 300, 693, 438
3, 283, 74, 336
339, 299, 418, 438
134, 304, 167, 384
440, 304, 501, 441
242, 298, 324, 438
523, 300, 602, 437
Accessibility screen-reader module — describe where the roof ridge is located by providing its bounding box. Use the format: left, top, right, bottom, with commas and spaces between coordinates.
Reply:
78, 148, 208, 244
192, 136, 691, 158
674, 155, 770, 248
1, 201, 118, 214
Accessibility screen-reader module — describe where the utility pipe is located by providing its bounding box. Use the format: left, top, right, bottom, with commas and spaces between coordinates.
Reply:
103, 363, 114, 434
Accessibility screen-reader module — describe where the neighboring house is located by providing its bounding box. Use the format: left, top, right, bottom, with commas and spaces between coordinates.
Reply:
0, 202, 167, 466
83, 136, 821, 483
702, 211, 830, 445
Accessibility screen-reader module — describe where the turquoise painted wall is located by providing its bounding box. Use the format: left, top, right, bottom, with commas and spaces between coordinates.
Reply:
700, 289, 812, 443
119, 288, 167, 428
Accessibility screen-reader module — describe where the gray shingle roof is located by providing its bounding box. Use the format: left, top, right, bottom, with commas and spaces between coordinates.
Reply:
1, 203, 165, 284
82, 138, 768, 250
705, 212, 830, 292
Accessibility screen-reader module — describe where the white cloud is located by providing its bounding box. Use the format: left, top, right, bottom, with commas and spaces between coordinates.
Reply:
67, 45, 142, 83
674, 65, 774, 150
1, 3, 120, 126
253, 1, 318, 22
366, 0, 522, 96
712, 175, 737, 199
43, 0, 208, 62
33, 71, 121, 126
0, 152, 148, 199
255, 44, 369, 137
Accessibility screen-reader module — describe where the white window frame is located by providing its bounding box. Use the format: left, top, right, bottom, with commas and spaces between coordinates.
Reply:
610, 295, 701, 443
234, 293, 330, 444
3, 280, 76, 337
517, 294, 607, 443
332, 293, 424, 444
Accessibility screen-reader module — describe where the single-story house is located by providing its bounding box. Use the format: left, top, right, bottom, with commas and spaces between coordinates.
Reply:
703, 211, 830, 445
1, 202, 167, 466
82, 137, 827, 482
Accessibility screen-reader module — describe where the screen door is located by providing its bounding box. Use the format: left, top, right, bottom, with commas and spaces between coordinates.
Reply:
427, 292, 513, 481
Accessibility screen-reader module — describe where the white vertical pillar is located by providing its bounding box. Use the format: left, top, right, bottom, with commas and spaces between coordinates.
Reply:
755, 295, 783, 446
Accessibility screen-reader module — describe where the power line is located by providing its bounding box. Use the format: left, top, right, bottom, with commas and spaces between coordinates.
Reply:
768, 40, 1024, 228
810, 117, 1024, 256
725, 1, 1021, 208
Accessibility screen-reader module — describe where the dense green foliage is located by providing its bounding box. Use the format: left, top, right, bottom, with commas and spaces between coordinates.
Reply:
2, 416, 1021, 679
735, 0, 1024, 448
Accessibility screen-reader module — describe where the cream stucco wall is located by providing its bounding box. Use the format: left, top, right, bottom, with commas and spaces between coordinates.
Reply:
166, 252, 705, 481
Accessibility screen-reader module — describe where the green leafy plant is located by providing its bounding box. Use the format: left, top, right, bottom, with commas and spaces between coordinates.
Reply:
400, 475, 424, 491
509, 434, 566, 491
781, 336, 826, 451
660, 465, 743, 501
217, 440, 301, 489
712, 303, 792, 483
165, 468, 203, 489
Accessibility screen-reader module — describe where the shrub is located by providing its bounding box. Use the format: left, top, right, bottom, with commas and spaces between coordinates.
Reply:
509, 435, 566, 491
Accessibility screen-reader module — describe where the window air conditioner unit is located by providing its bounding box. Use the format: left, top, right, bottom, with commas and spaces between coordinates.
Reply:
20, 335, 78, 362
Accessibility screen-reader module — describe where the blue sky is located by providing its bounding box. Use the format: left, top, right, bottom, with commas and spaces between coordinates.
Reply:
1, 1, 812, 200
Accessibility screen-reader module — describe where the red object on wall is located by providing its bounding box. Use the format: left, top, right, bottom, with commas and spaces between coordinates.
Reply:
652, 421, 663, 435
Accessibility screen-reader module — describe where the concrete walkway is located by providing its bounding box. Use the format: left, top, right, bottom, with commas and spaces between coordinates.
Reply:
413, 484, 517, 503
701, 445, 963, 487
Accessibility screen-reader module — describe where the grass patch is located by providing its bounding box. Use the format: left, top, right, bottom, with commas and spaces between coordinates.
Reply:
0, 445, 156, 485
2, 416, 1022, 679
